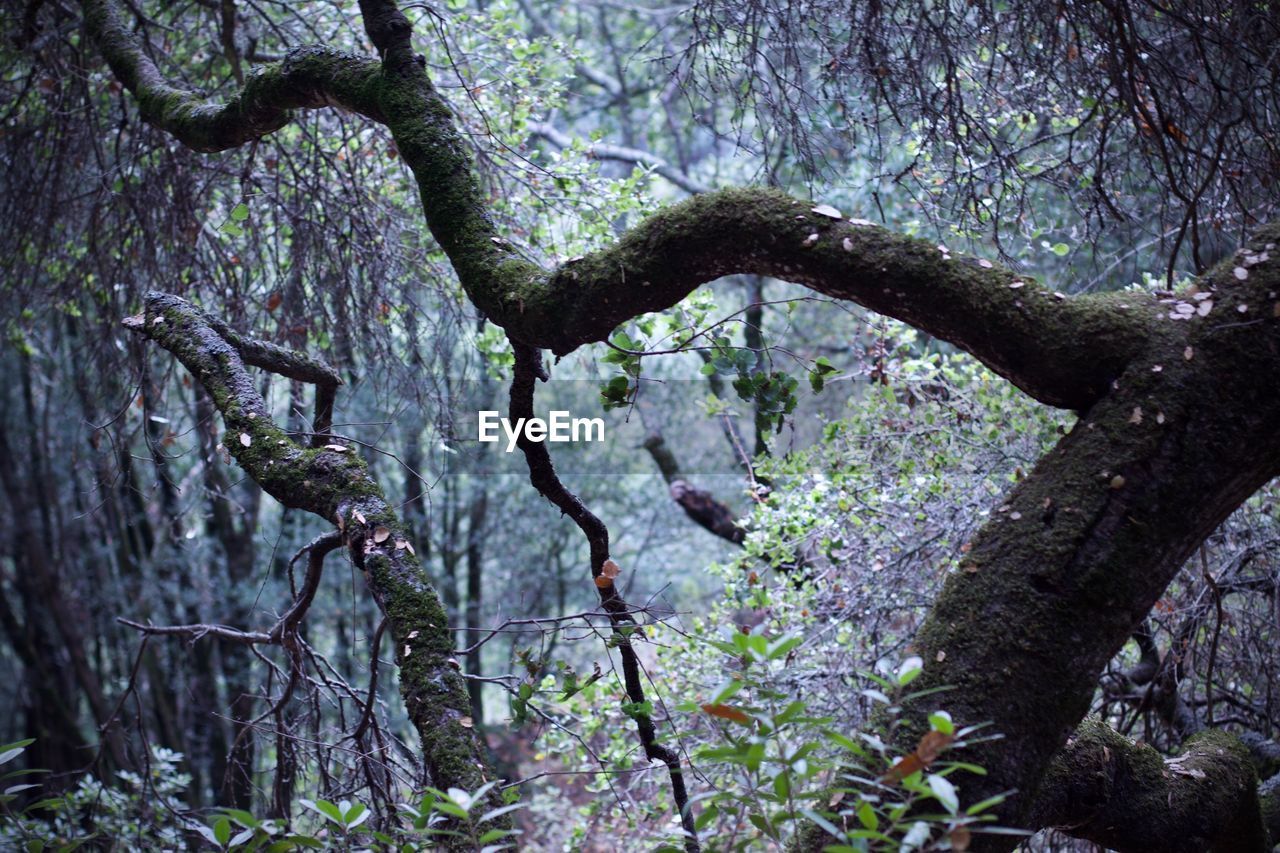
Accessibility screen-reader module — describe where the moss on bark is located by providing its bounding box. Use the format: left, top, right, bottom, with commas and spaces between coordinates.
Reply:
1030, 720, 1269, 852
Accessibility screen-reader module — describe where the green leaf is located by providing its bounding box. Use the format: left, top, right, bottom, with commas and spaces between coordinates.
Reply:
299, 799, 343, 826
223, 809, 260, 829
965, 791, 1008, 815
230, 203, 250, 222
213, 816, 232, 846
856, 799, 879, 830
476, 802, 524, 824
1051, 242, 1070, 256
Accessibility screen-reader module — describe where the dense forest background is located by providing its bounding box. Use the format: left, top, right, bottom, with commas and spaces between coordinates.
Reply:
2, 0, 1279, 850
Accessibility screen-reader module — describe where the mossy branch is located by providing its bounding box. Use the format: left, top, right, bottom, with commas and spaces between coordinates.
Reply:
486, 188, 1157, 410
1031, 719, 1272, 852
81, 0, 384, 151
82, 0, 1152, 414
123, 294, 506, 839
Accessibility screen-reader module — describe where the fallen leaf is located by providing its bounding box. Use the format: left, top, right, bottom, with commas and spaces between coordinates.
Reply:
324, 443, 348, 452
601, 559, 621, 579
239, 433, 252, 447
460, 716, 474, 728
810, 204, 843, 219
373, 526, 391, 543
1233, 266, 1249, 280
1129, 407, 1143, 425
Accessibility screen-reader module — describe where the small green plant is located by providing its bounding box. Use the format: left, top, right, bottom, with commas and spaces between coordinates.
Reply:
398, 782, 523, 850
810, 657, 1013, 851
670, 644, 1011, 851
0, 739, 190, 851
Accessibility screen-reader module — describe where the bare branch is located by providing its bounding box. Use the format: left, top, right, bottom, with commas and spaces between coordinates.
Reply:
530, 121, 712, 194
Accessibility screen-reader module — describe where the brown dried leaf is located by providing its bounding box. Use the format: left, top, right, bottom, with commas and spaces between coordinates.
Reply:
882, 730, 954, 783
601, 559, 621, 579
701, 703, 751, 724
373, 526, 391, 544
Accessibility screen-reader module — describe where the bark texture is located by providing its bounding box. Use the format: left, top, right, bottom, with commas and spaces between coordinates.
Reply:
1030, 720, 1269, 852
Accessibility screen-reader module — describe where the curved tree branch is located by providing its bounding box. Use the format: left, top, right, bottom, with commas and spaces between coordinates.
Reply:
485, 189, 1153, 410
82, 0, 384, 151
84, 0, 1151, 414
510, 342, 700, 852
